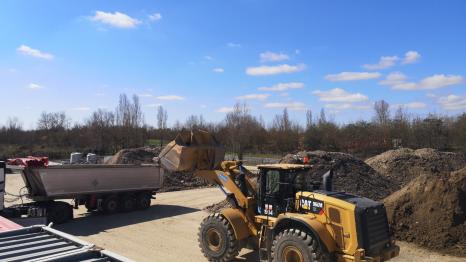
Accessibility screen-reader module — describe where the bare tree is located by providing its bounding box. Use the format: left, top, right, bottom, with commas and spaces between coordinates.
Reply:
156, 106, 168, 146
273, 108, 291, 132
306, 109, 313, 129
131, 95, 144, 128
88, 109, 115, 128
185, 115, 206, 129
373, 100, 390, 125
37, 112, 69, 130
6, 117, 22, 131
318, 108, 327, 125
225, 102, 259, 160
115, 94, 143, 128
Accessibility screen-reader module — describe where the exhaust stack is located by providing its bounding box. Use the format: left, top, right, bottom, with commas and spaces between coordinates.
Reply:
322, 169, 334, 191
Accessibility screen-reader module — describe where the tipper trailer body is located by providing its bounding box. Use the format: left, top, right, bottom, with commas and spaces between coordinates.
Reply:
0, 161, 164, 225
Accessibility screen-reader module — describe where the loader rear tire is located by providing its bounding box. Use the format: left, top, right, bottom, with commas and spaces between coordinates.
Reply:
198, 213, 240, 262
271, 228, 329, 262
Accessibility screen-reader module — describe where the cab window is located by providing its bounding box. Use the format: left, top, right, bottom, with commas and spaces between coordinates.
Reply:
266, 170, 280, 194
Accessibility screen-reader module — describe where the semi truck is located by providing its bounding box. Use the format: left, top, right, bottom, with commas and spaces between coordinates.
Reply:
0, 129, 223, 226
0, 161, 163, 225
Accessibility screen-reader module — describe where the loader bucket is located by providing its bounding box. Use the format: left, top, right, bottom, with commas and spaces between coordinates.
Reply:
158, 129, 225, 172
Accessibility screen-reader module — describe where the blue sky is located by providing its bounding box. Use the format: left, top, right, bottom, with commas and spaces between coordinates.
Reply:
1, 0, 465, 129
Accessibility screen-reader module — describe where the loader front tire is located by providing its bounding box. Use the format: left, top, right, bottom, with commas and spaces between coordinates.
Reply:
198, 213, 240, 262
271, 228, 329, 262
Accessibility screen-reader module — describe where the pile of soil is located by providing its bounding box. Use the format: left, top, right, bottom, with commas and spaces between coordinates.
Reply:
159, 172, 209, 192
105, 146, 210, 192
105, 147, 162, 165
366, 148, 466, 187
384, 168, 466, 256
204, 199, 231, 213
280, 151, 397, 200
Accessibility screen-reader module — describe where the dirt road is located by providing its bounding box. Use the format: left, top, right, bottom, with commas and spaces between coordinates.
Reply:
5, 173, 465, 261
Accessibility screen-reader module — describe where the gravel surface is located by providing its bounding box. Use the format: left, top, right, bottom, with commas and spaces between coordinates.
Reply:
4, 173, 465, 261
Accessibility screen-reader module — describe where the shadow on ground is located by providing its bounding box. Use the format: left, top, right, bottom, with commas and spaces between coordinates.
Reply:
234, 250, 259, 261
56, 204, 199, 236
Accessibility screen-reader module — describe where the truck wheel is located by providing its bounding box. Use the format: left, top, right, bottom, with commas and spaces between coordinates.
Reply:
271, 229, 328, 262
103, 196, 119, 214
198, 213, 240, 262
120, 195, 136, 212
136, 193, 151, 209
47, 202, 73, 224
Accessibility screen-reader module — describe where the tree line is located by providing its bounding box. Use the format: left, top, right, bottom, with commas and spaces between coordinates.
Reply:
1, 94, 465, 160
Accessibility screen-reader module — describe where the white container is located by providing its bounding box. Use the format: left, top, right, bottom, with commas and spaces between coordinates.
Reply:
86, 153, 98, 164
70, 152, 83, 164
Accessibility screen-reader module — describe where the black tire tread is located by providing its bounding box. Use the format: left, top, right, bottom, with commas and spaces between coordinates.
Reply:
271, 228, 330, 262
198, 213, 240, 262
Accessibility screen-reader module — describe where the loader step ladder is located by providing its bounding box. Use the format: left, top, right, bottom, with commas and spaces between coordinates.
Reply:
258, 224, 272, 262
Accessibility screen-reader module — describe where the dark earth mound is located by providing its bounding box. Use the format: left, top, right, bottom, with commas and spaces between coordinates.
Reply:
366, 148, 466, 188
384, 168, 466, 256
280, 150, 398, 200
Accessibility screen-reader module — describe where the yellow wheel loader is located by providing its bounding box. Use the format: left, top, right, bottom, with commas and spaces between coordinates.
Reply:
159, 130, 400, 262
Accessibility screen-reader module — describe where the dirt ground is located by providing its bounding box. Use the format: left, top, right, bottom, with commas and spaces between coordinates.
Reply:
4, 173, 466, 262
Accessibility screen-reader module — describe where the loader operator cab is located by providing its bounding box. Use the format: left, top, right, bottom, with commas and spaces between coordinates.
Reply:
256, 164, 317, 217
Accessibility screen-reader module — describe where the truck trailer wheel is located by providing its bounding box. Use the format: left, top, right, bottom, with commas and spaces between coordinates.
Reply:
119, 195, 136, 212
103, 196, 119, 214
271, 229, 329, 262
136, 192, 152, 210
46, 201, 73, 224
198, 213, 240, 262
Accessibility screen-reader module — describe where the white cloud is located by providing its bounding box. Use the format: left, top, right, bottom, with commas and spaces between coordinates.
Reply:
279, 92, 290, 97
258, 82, 304, 92
156, 95, 185, 100
312, 88, 368, 103
325, 72, 382, 81
419, 74, 464, 89
391, 74, 464, 90
91, 11, 141, 29
391, 102, 427, 109
204, 55, 213, 61
17, 45, 54, 60
325, 103, 371, 110
148, 13, 162, 21
437, 95, 466, 110
227, 42, 241, 48
213, 68, 224, 73
246, 64, 306, 76
235, 94, 270, 101
363, 56, 399, 70
72, 107, 91, 111
379, 72, 408, 86
264, 102, 307, 111
217, 107, 234, 113
402, 51, 421, 64
27, 83, 43, 90
260, 51, 289, 62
